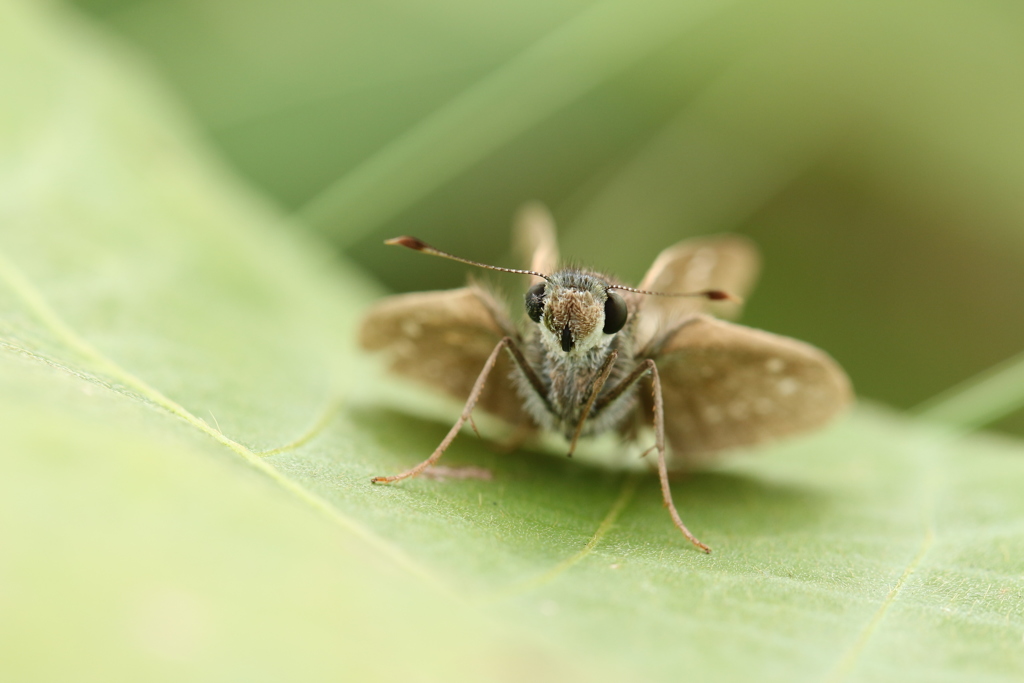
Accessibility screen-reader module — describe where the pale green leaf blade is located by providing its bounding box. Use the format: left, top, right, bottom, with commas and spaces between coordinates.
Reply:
2, 3, 1023, 683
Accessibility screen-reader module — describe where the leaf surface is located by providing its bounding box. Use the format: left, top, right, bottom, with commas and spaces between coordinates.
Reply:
1, 3, 1022, 682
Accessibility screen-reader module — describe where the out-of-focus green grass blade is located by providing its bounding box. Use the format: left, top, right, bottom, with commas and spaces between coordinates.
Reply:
912, 349, 1024, 434
296, 0, 728, 244
560, 54, 839, 276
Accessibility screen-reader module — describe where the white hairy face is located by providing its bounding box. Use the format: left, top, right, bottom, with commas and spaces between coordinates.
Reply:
534, 271, 619, 356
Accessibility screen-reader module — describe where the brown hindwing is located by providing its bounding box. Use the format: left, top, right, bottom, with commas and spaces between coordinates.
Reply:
359, 286, 529, 424
645, 315, 852, 468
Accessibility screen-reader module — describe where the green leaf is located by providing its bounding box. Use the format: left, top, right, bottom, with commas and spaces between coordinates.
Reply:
2, 2, 1023, 682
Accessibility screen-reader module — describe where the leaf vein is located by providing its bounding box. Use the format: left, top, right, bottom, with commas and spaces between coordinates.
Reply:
826, 524, 936, 683
0, 251, 452, 596
485, 474, 638, 603
258, 396, 344, 456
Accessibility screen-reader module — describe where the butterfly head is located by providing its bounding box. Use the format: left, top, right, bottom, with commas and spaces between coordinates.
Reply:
525, 270, 628, 355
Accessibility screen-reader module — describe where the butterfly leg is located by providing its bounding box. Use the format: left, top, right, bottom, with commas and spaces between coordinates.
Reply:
594, 359, 711, 553
646, 360, 711, 553
371, 336, 539, 484
566, 350, 619, 457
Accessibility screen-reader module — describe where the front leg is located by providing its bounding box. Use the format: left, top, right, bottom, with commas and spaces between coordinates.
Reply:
372, 336, 544, 484
566, 350, 619, 457
593, 359, 711, 553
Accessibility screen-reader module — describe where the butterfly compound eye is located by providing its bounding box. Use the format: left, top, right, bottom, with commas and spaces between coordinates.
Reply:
525, 282, 546, 323
603, 291, 628, 334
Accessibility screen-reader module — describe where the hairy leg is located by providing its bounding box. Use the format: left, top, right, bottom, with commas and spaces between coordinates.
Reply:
372, 336, 541, 484
646, 359, 711, 553
566, 350, 619, 457
595, 359, 710, 553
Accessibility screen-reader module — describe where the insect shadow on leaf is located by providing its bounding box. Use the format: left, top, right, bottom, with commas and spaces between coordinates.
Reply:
359, 203, 852, 553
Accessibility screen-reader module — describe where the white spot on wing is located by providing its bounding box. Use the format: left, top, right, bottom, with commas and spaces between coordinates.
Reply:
703, 405, 724, 424
777, 378, 800, 396
766, 358, 785, 373
401, 319, 423, 338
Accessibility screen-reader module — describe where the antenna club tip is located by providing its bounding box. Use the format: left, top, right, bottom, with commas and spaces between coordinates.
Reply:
384, 236, 428, 251
380, 237, 548, 279
705, 289, 742, 303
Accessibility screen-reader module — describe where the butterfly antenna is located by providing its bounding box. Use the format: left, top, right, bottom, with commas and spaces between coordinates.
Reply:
386, 236, 551, 281
608, 284, 742, 304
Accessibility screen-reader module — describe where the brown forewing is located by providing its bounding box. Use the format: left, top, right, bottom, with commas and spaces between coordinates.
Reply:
635, 235, 761, 351
644, 315, 852, 468
512, 202, 559, 286
359, 287, 529, 424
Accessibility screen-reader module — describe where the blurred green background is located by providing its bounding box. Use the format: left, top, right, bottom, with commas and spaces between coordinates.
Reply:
71, 0, 1024, 432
